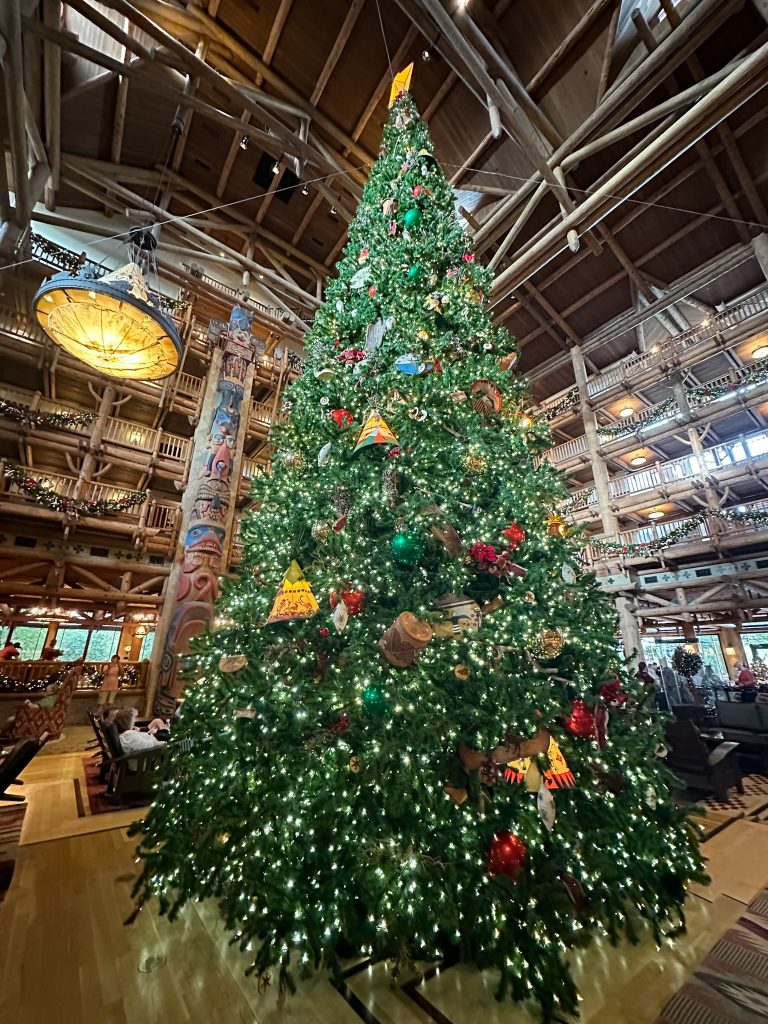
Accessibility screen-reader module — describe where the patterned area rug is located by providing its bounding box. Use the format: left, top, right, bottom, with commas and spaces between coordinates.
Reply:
687, 775, 768, 840
655, 887, 768, 1023
74, 757, 149, 816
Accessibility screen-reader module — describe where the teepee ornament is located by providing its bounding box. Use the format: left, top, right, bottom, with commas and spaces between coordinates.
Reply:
265, 560, 320, 624
353, 410, 398, 453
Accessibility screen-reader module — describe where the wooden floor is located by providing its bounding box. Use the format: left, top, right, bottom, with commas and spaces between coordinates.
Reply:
1, 747, 767, 1024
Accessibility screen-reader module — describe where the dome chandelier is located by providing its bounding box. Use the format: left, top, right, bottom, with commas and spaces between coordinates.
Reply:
32, 245, 183, 381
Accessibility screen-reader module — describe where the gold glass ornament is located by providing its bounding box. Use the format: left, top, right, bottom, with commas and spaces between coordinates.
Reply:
536, 627, 565, 659
524, 591, 537, 604
281, 450, 307, 470
311, 522, 330, 543
462, 449, 487, 473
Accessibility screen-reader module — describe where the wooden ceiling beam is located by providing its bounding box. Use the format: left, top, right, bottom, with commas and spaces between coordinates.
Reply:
98, 0, 360, 192
310, 0, 365, 105
292, 192, 323, 246
41, 0, 60, 210
177, 1, 374, 166
491, 41, 768, 297
60, 164, 318, 316
517, 101, 768, 315
631, 9, 753, 246
526, 0, 617, 95
1, 1, 31, 230
239, 0, 294, 224
151, 164, 329, 276
458, 4, 562, 148
475, 0, 745, 249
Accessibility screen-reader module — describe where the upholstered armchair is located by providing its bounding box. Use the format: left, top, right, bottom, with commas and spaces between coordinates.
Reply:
7, 663, 83, 742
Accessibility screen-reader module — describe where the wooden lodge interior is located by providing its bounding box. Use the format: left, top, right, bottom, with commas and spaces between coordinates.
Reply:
2, 1, 768, 1022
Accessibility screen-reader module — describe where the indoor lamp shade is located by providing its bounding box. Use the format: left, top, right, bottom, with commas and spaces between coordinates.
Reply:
33, 263, 182, 380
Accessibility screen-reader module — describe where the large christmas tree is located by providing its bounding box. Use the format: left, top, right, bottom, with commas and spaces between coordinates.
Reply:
132, 87, 704, 1016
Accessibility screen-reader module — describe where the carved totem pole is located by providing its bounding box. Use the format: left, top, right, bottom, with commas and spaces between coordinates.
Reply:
152, 306, 257, 714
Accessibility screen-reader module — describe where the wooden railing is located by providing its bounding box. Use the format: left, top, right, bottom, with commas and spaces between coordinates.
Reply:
584, 497, 768, 564
537, 284, 768, 420
0, 659, 149, 691
565, 428, 768, 510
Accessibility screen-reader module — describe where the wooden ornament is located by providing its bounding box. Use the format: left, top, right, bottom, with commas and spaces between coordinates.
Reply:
470, 378, 502, 414
430, 522, 462, 555
432, 593, 482, 638
218, 654, 248, 674
444, 784, 468, 805
379, 612, 433, 667
454, 663, 470, 680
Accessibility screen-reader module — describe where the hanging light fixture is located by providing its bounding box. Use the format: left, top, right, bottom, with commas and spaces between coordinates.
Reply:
33, 262, 182, 381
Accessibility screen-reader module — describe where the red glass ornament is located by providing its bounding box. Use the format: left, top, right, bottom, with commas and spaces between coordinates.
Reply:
368, 286, 377, 296
318, 627, 330, 639
487, 829, 526, 879
563, 699, 596, 740
500, 522, 526, 550
328, 713, 349, 734
330, 588, 366, 617
329, 408, 354, 428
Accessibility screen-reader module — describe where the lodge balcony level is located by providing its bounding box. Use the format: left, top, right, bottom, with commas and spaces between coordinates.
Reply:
564, 428, 768, 522
538, 283, 768, 431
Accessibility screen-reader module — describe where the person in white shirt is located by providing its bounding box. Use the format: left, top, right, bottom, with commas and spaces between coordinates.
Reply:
113, 707, 166, 753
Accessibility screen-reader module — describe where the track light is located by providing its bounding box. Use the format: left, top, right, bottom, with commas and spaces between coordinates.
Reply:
272, 160, 280, 175
301, 184, 309, 196
421, 48, 431, 62
330, 205, 337, 216
239, 135, 250, 150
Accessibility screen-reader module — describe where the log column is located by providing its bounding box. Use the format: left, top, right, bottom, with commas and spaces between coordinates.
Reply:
147, 307, 258, 715
72, 384, 116, 499
570, 345, 618, 534
571, 346, 641, 659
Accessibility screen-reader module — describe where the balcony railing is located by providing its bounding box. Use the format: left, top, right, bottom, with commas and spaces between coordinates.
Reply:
565, 428, 768, 511
102, 416, 190, 462
584, 497, 768, 564
537, 284, 768, 420
2, 468, 179, 527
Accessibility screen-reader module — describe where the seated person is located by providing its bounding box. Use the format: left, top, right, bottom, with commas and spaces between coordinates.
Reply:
113, 708, 166, 753
40, 645, 63, 660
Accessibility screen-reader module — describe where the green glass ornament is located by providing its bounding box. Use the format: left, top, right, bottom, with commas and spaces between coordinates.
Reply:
403, 207, 422, 229
362, 683, 386, 713
406, 264, 421, 282
391, 529, 425, 565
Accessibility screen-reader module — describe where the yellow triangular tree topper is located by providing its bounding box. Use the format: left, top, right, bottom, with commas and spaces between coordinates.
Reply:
388, 63, 414, 107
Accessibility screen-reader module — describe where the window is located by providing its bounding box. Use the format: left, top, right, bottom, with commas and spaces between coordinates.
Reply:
56, 627, 89, 661
139, 631, 155, 661
86, 628, 121, 662
744, 633, 768, 666
7, 625, 47, 658
643, 636, 727, 678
